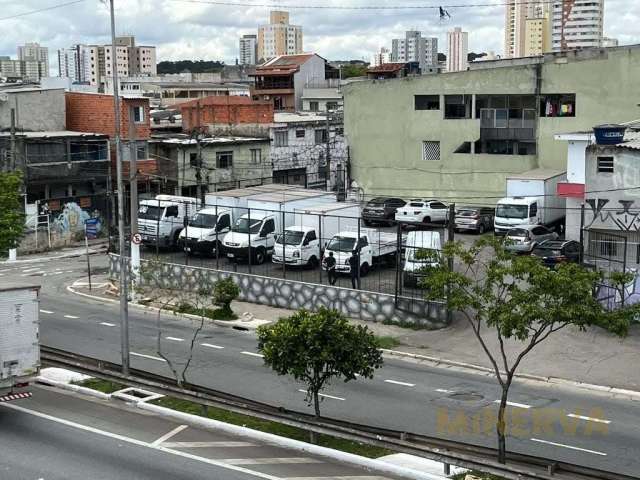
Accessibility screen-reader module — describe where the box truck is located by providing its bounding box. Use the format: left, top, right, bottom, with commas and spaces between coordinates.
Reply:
138, 195, 200, 248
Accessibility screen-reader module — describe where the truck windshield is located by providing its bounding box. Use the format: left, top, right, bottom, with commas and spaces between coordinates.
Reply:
276, 231, 304, 245
496, 204, 528, 219
327, 236, 356, 252
189, 213, 217, 228
232, 218, 262, 234
138, 205, 163, 220
407, 248, 438, 263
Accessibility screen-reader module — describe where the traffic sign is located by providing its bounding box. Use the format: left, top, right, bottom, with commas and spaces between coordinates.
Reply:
131, 233, 142, 245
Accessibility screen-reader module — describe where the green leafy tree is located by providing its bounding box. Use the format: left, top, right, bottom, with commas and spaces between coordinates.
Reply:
340, 64, 368, 78
418, 236, 637, 464
213, 277, 240, 317
257, 308, 383, 418
0, 172, 25, 255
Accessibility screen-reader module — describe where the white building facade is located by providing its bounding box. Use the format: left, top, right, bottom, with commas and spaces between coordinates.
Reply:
239, 35, 258, 65
370, 47, 391, 68
257, 11, 303, 62
446, 27, 468, 72
391, 31, 438, 72
552, 0, 604, 51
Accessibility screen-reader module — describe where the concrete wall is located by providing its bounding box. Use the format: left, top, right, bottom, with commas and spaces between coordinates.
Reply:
343, 46, 640, 202
0, 89, 66, 131
295, 56, 327, 111
108, 255, 448, 329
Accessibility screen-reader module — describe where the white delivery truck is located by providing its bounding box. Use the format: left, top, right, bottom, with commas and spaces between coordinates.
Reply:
0, 282, 40, 402
323, 228, 399, 276
204, 184, 299, 222
403, 230, 441, 287
272, 202, 360, 268
494, 169, 566, 236
223, 189, 335, 264
138, 195, 200, 248
178, 207, 232, 257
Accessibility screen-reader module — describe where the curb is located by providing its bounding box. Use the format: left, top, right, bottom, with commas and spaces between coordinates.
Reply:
2, 246, 107, 265
35, 376, 112, 401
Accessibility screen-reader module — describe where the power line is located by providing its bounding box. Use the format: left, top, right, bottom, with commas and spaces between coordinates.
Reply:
0, 0, 86, 21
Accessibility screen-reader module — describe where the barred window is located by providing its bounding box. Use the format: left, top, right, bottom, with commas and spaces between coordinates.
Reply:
422, 141, 440, 161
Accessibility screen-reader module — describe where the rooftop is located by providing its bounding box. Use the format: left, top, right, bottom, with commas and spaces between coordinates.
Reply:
177, 95, 270, 108
0, 130, 108, 139
159, 135, 268, 145
252, 54, 318, 76
366, 63, 406, 74
507, 168, 565, 180
274, 112, 329, 124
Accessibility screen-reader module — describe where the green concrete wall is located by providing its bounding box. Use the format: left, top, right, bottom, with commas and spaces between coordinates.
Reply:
344, 47, 640, 204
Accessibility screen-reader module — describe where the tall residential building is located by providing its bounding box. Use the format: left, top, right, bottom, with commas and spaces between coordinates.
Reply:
391, 31, 438, 72
239, 34, 258, 65
370, 47, 391, 67
446, 27, 468, 72
552, 0, 604, 51
505, 1, 550, 58
603, 37, 619, 48
57, 45, 91, 83
257, 11, 303, 62
524, 15, 550, 56
16, 42, 49, 79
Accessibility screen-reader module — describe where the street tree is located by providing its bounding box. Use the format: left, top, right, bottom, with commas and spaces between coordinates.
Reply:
0, 172, 25, 255
418, 236, 637, 463
257, 308, 383, 418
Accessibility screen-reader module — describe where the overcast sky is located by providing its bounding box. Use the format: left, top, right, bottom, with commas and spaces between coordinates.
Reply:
1, 0, 639, 72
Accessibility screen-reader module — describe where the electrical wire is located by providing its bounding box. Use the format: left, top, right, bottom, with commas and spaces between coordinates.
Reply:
0, 0, 86, 21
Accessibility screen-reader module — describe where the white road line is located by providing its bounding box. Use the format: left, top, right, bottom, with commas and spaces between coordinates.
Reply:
99, 322, 116, 327
436, 388, 454, 394
165, 336, 185, 342
162, 441, 256, 448
21, 268, 39, 273
530, 438, 607, 456
131, 352, 167, 362
63, 315, 79, 319
201, 343, 224, 349
285, 477, 391, 480
240, 351, 264, 358
298, 389, 345, 401
39, 309, 54, 314
224, 458, 323, 465
151, 424, 189, 447
494, 400, 531, 409
566, 413, 611, 424
384, 379, 415, 387
0, 403, 281, 480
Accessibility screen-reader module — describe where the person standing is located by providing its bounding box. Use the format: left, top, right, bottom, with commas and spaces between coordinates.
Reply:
348, 249, 359, 289
324, 251, 337, 286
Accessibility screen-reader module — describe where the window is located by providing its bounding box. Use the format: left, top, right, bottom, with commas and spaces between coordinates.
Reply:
309, 101, 319, 112
334, 127, 344, 136
414, 95, 440, 110
136, 143, 147, 161
261, 218, 275, 235
444, 95, 471, 119
132, 105, 144, 123
597, 156, 614, 173
539, 94, 575, 117
530, 202, 538, 217
189, 152, 198, 167
422, 141, 440, 161
165, 206, 178, 218
216, 151, 233, 169
315, 129, 328, 144
295, 129, 305, 138
326, 101, 338, 111
250, 148, 261, 164
429, 202, 447, 210
274, 130, 288, 147
216, 214, 230, 231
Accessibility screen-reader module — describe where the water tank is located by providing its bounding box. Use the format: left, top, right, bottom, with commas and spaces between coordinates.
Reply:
593, 124, 626, 145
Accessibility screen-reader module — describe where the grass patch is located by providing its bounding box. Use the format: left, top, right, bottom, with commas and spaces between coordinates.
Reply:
72, 378, 125, 394
173, 302, 238, 321
375, 336, 401, 349
152, 396, 394, 459
382, 318, 431, 330
452, 471, 506, 480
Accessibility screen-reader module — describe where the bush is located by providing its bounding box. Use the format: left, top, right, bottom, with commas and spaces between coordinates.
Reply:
213, 277, 240, 316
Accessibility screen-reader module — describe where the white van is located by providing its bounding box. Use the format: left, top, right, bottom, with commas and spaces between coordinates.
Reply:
178, 207, 232, 257
403, 230, 441, 287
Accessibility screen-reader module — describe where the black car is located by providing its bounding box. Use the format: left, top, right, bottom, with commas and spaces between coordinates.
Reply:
531, 240, 581, 267
454, 206, 495, 234
362, 197, 406, 226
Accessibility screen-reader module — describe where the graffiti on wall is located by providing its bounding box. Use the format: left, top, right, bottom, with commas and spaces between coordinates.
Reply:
51, 202, 103, 236
585, 198, 640, 231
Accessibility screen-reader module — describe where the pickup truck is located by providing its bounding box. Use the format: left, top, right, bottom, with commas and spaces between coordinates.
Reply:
272, 226, 321, 268
322, 228, 399, 276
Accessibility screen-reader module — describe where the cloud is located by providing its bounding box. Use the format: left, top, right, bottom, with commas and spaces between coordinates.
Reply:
0, 0, 638, 71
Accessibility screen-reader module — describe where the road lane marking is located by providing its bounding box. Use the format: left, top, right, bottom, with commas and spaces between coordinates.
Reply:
131, 352, 167, 362
39, 309, 54, 314
63, 315, 79, 319
566, 413, 611, 424
384, 379, 415, 387
298, 389, 345, 401
201, 343, 224, 349
224, 458, 322, 465
436, 388, 454, 394
162, 441, 256, 448
151, 424, 189, 446
285, 477, 391, 480
530, 438, 607, 456
240, 351, 264, 358
165, 336, 185, 342
21, 268, 39, 273
494, 400, 531, 409
0, 403, 281, 480
99, 322, 116, 327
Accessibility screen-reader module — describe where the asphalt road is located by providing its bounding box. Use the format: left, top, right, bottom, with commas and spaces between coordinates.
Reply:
0, 386, 398, 480
6, 253, 640, 477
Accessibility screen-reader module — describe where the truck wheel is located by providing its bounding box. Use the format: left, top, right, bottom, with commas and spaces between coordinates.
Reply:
307, 256, 319, 269
210, 240, 223, 258
423, 216, 431, 226
254, 247, 266, 265
360, 262, 370, 277
478, 223, 485, 234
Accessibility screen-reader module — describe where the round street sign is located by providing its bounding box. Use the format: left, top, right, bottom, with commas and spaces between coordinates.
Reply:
131, 233, 142, 245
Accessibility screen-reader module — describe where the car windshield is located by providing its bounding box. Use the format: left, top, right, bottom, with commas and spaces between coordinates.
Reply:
232, 218, 262, 234
496, 204, 528, 219
507, 228, 529, 237
138, 205, 163, 220
457, 209, 478, 217
367, 198, 386, 206
327, 236, 356, 252
188, 213, 217, 228
276, 230, 304, 245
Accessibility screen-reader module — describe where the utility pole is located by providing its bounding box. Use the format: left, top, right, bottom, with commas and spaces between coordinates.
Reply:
325, 111, 331, 189
195, 100, 204, 204
128, 106, 140, 300
9, 109, 16, 171
109, 0, 130, 375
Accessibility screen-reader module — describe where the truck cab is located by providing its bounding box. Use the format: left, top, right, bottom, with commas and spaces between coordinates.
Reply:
494, 197, 539, 236
138, 195, 199, 248
403, 230, 441, 287
272, 226, 320, 267
223, 211, 277, 264
178, 207, 232, 257
323, 231, 372, 275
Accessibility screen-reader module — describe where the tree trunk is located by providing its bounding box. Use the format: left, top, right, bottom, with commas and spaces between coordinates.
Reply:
497, 383, 511, 464
313, 390, 321, 418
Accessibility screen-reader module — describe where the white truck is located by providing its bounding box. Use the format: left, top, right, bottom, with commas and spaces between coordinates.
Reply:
272, 202, 360, 268
138, 195, 200, 248
0, 282, 40, 402
223, 189, 334, 265
494, 169, 566, 236
178, 207, 232, 257
323, 228, 399, 276
403, 230, 441, 287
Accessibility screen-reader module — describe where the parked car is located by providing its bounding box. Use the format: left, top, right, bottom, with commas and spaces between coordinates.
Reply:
362, 197, 406, 226
531, 240, 581, 267
504, 225, 558, 253
394, 199, 448, 226
455, 206, 495, 234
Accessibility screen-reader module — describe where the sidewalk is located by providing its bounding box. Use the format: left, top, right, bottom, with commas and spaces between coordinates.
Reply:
69, 273, 640, 393
3, 240, 108, 264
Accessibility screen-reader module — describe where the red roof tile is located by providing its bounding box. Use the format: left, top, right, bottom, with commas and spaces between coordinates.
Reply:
367, 62, 406, 73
